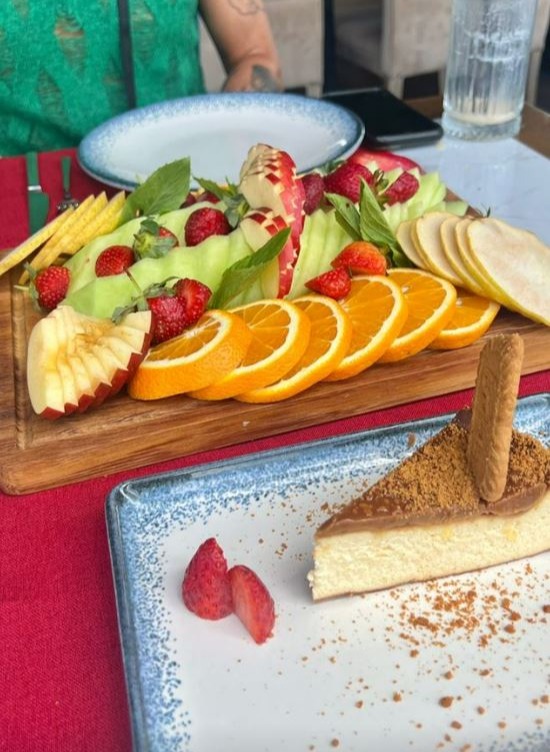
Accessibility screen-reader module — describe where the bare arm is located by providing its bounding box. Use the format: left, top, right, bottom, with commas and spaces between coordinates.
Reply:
199, 0, 283, 92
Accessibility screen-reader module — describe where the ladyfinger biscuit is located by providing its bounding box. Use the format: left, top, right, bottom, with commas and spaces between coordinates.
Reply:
467, 333, 524, 502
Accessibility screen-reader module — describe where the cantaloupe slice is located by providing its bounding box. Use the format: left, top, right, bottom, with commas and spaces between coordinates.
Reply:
467, 218, 550, 326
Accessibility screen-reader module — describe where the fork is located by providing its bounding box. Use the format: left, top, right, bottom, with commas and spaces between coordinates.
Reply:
57, 156, 80, 212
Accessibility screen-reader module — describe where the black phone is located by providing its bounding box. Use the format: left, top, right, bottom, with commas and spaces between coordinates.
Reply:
322, 87, 443, 150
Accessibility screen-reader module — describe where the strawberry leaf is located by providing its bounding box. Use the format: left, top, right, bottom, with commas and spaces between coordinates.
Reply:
120, 158, 191, 223
209, 228, 291, 309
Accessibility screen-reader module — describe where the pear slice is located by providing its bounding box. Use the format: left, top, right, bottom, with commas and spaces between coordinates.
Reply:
412, 212, 463, 285
440, 215, 485, 295
454, 218, 510, 306
395, 220, 428, 269
467, 218, 550, 326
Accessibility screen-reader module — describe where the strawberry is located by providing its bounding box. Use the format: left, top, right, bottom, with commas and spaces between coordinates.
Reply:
181, 192, 198, 208
158, 226, 179, 244
95, 245, 135, 277
300, 172, 325, 215
31, 265, 70, 311
182, 538, 234, 620
173, 278, 212, 327
184, 207, 232, 247
133, 219, 179, 259
305, 267, 351, 300
331, 241, 388, 276
229, 564, 275, 644
146, 293, 187, 344
195, 190, 220, 204
324, 162, 374, 203
382, 172, 420, 206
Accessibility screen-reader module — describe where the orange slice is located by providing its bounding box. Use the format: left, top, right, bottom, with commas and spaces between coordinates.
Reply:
235, 294, 352, 403
128, 310, 252, 400
429, 290, 500, 350
378, 269, 457, 363
189, 299, 311, 400
325, 275, 408, 381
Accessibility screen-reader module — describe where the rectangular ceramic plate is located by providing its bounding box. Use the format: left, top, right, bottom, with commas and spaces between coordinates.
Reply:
106, 395, 550, 752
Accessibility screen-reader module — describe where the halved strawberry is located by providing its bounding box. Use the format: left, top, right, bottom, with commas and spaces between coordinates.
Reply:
146, 293, 187, 345
324, 162, 374, 204
95, 245, 135, 277
305, 267, 351, 300
229, 564, 275, 644
331, 242, 388, 276
184, 207, 231, 247
382, 172, 420, 206
173, 278, 212, 327
30, 265, 71, 311
182, 538, 234, 621
300, 172, 325, 215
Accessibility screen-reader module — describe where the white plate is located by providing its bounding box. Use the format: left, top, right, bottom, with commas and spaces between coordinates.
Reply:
78, 93, 365, 190
106, 395, 550, 752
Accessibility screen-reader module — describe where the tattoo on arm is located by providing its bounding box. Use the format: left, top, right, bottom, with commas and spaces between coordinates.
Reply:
227, 0, 263, 16
250, 65, 279, 92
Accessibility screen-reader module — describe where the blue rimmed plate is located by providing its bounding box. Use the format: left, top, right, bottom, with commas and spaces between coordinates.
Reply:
78, 93, 365, 190
106, 394, 550, 752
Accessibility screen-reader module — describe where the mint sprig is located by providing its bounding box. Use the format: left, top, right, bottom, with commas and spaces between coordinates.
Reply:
326, 180, 411, 267
194, 176, 249, 228
209, 228, 291, 309
119, 158, 191, 224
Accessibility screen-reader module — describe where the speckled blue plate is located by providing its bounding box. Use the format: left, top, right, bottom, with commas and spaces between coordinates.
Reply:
106, 394, 550, 752
78, 92, 365, 190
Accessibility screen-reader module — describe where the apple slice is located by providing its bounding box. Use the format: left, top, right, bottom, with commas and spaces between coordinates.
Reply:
467, 218, 550, 326
239, 144, 306, 297
27, 306, 152, 419
240, 209, 295, 298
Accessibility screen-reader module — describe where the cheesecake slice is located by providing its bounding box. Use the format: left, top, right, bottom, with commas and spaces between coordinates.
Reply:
308, 335, 550, 601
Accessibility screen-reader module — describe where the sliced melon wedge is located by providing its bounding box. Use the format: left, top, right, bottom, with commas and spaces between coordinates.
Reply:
467, 218, 550, 326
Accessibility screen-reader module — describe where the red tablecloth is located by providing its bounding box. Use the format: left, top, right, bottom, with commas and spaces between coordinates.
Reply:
1, 150, 549, 752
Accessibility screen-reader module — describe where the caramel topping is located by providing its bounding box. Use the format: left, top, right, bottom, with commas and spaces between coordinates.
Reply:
317, 418, 549, 538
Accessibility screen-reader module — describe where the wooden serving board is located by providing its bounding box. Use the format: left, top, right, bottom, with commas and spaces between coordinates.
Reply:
1, 269, 550, 495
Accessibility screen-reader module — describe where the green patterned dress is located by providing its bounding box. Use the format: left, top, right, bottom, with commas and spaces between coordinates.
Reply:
0, 0, 205, 155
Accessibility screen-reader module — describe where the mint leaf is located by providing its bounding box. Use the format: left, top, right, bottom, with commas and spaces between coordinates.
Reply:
210, 228, 291, 309
120, 158, 191, 224
326, 182, 412, 267
324, 193, 361, 239
358, 182, 398, 249
194, 176, 230, 201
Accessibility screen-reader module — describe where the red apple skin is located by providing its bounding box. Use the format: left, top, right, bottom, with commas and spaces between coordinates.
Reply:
239, 144, 306, 297
348, 149, 422, 173
29, 308, 153, 419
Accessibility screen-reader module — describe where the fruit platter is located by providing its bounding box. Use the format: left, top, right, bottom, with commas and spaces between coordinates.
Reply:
1, 144, 549, 494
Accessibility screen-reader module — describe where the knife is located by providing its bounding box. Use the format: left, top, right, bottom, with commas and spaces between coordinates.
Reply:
26, 151, 50, 236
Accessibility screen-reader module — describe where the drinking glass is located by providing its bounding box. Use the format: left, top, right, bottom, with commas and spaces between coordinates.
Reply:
442, 0, 537, 140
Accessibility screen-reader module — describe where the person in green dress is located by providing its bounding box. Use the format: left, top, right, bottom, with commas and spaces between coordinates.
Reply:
0, 0, 282, 155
